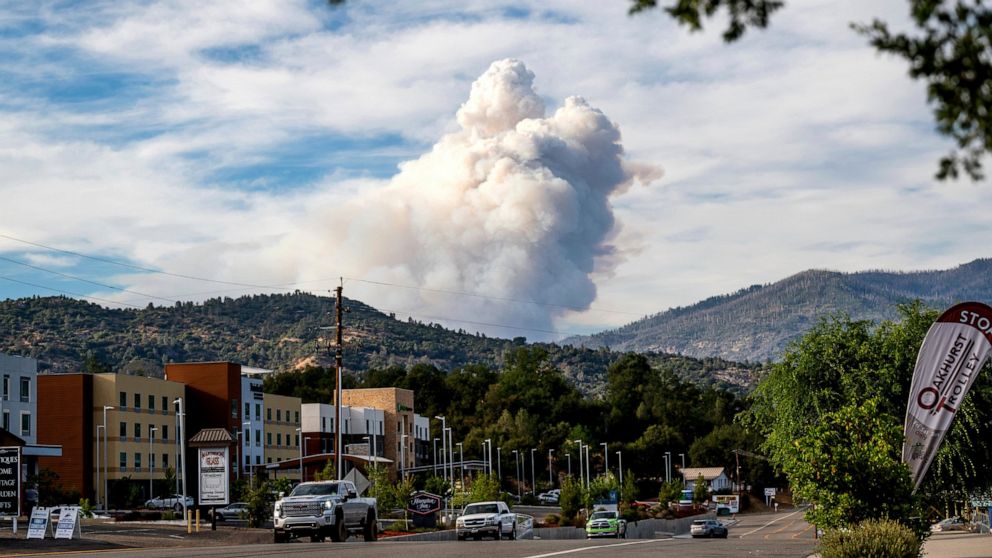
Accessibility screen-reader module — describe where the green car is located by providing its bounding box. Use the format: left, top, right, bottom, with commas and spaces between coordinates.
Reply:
585, 510, 627, 539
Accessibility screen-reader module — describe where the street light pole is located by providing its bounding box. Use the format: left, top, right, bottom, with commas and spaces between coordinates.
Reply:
585, 444, 591, 488
433, 438, 439, 475
174, 398, 187, 519
456, 442, 464, 490
296, 427, 303, 482
512, 450, 520, 501
663, 454, 670, 483
679, 453, 685, 470
548, 449, 555, 487
530, 448, 536, 495
95, 424, 103, 509
665, 451, 672, 483
567, 453, 571, 477
484, 439, 492, 475
435, 416, 447, 488
149, 426, 157, 501
401, 434, 409, 479
496, 447, 502, 488
601, 443, 609, 478
616, 451, 623, 490
573, 440, 583, 489
102, 405, 113, 510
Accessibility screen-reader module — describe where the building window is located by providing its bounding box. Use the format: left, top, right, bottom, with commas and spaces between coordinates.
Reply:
163, 453, 168, 467
148, 394, 155, 410
267, 408, 271, 421
322, 417, 326, 431
255, 455, 260, 465
267, 457, 272, 464
276, 409, 281, 422
119, 422, 127, 438
161, 425, 168, 440
244, 402, 249, 418
150, 453, 156, 469
255, 404, 260, 421
295, 411, 300, 424
162, 396, 168, 412
135, 423, 142, 439
119, 391, 127, 408
119, 452, 127, 470
134, 393, 141, 409
255, 430, 261, 447
19, 377, 29, 403
244, 429, 249, 442
245, 455, 250, 466
266, 432, 272, 446
277, 433, 282, 446
20, 412, 31, 436
295, 434, 300, 447
231, 399, 238, 419
2, 410, 8, 431
135, 453, 142, 469
2, 374, 8, 401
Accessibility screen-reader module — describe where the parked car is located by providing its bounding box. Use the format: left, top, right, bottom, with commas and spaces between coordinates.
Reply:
456, 501, 517, 540
585, 510, 626, 538
931, 517, 972, 532
145, 494, 195, 512
538, 489, 560, 504
690, 518, 728, 538
210, 502, 248, 521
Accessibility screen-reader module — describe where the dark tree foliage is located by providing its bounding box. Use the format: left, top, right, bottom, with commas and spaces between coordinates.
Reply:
630, 0, 992, 181
629, 0, 784, 41
854, 1, 992, 180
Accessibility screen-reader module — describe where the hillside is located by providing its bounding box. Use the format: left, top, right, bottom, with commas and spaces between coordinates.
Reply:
0, 292, 755, 396
564, 258, 992, 362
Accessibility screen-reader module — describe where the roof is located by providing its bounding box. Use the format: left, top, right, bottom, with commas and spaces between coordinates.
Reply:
681, 467, 727, 480
188, 428, 234, 446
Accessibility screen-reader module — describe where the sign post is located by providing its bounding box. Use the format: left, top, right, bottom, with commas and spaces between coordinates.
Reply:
198, 447, 229, 531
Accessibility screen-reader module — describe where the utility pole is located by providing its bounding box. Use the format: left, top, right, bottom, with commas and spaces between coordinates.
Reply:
334, 280, 344, 480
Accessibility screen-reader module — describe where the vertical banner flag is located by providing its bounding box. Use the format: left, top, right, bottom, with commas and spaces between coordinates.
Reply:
904, 302, 992, 489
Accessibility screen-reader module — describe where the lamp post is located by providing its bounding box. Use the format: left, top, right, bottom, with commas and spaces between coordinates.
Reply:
484, 438, 492, 475
435, 416, 447, 488
573, 440, 583, 488
102, 405, 113, 510
665, 451, 672, 481
601, 443, 609, 478
663, 454, 670, 483
530, 449, 536, 495
95, 424, 103, 509
496, 447, 502, 488
149, 426, 157, 501
296, 427, 303, 482
242, 420, 253, 486
567, 453, 571, 477
456, 442, 464, 490
174, 397, 187, 519
482, 442, 488, 475
617, 450, 623, 491
548, 449, 555, 487
433, 438, 439, 475
401, 434, 409, 479
679, 453, 686, 470
512, 450, 521, 501
585, 443, 591, 488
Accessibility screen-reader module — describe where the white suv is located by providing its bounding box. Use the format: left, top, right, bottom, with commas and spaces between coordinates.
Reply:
456, 501, 516, 540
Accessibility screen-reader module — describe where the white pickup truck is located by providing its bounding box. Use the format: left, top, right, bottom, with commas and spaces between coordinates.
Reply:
273, 480, 378, 543
455, 501, 517, 540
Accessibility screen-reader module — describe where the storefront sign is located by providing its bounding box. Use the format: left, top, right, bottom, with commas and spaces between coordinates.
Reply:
0, 447, 20, 517
198, 447, 229, 506
26, 506, 50, 539
54, 507, 81, 539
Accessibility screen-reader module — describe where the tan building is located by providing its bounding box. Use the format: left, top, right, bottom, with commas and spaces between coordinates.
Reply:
263, 392, 302, 476
92, 373, 186, 502
342, 388, 418, 472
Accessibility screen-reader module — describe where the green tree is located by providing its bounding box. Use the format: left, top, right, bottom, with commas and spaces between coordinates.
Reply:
558, 475, 585, 521
658, 479, 684, 505
466, 473, 501, 503
692, 473, 708, 504
629, 0, 992, 180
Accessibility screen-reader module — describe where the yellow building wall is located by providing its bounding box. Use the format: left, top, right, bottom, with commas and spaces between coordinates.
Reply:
263, 392, 302, 479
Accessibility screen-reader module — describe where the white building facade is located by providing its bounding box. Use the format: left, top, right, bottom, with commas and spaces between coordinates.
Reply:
0, 353, 37, 444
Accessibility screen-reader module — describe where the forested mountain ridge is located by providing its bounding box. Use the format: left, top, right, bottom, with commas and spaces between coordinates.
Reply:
0, 292, 754, 396
564, 258, 992, 362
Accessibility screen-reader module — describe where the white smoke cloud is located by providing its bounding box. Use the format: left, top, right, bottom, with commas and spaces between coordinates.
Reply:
293, 59, 660, 337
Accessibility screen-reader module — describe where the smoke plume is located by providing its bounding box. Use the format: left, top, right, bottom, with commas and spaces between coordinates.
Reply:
298, 59, 660, 337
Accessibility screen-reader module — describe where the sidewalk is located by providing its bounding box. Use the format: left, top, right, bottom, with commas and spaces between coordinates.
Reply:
923, 531, 992, 558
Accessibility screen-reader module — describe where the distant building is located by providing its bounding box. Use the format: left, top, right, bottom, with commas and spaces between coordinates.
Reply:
1, 353, 38, 445
681, 467, 732, 492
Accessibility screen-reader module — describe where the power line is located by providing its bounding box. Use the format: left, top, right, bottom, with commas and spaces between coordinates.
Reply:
378, 307, 569, 338
0, 255, 177, 304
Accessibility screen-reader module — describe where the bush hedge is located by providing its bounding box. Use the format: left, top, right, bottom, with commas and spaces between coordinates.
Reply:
818, 519, 921, 558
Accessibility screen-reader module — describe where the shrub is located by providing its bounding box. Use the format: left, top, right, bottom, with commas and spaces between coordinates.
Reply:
818, 519, 921, 558
543, 513, 560, 526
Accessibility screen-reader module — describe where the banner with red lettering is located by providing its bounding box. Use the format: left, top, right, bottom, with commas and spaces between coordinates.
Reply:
903, 302, 992, 490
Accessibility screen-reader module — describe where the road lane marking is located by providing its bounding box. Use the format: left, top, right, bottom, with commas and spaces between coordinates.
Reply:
738, 510, 804, 538
523, 539, 670, 558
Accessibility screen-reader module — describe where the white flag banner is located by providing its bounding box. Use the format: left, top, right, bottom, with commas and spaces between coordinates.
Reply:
904, 302, 992, 490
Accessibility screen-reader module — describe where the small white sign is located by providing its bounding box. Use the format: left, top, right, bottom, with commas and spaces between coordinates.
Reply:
27, 507, 51, 539
764, 487, 777, 496
54, 507, 81, 539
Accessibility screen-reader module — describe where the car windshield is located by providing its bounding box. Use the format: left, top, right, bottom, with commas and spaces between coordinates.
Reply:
693, 520, 708, 525
591, 512, 615, 520
464, 504, 499, 515
291, 483, 339, 497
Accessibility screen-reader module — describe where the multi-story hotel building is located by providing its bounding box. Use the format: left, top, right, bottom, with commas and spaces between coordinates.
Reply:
1, 353, 37, 445
262, 392, 302, 468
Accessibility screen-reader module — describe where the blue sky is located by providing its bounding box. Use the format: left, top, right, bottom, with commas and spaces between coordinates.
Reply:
1, 0, 990, 341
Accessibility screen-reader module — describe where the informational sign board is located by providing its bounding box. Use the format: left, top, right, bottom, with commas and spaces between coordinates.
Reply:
408, 491, 441, 528
54, 507, 81, 539
712, 494, 740, 513
26, 506, 51, 539
764, 487, 777, 496
198, 447, 229, 506
0, 447, 21, 517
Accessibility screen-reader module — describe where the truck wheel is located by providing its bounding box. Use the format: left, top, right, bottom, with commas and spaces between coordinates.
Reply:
310, 532, 325, 543
495, 527, 501, 540
273, 530, 289, 544
173, 503, 182, 513
363, 511, 377, 541
511, 523, 517, 540
329, 514, 346, 542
